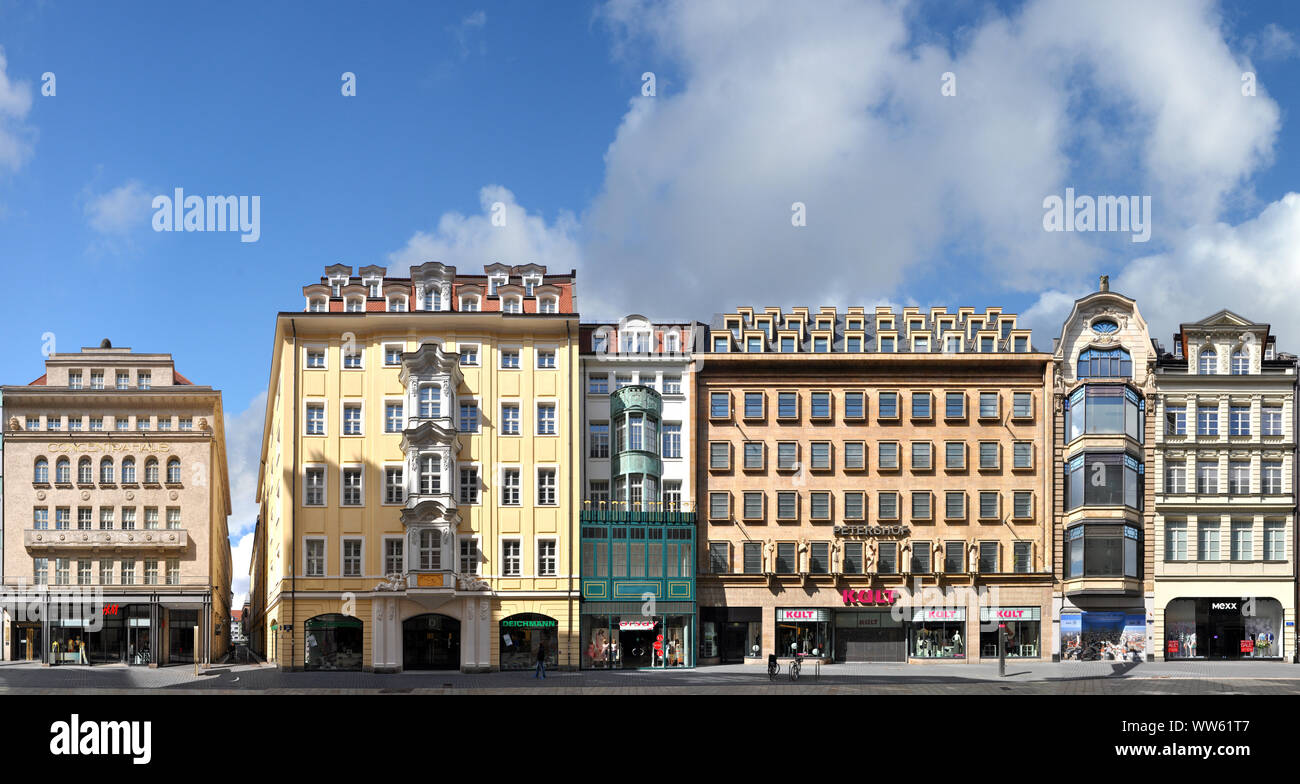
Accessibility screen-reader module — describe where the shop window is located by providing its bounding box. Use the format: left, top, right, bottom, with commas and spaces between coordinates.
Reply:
304, 614, 363, 671
1065, 385, 1144, 442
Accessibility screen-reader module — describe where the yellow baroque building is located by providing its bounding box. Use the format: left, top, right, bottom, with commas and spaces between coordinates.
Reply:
249, 262, 581, 672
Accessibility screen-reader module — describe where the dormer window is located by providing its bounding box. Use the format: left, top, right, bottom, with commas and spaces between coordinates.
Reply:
366, 280, 381, 298
387, 296, 407, 312
309, 298, 327, 312
593, 332, 608, 353
539, 297, 558, 314
488, 275, 508, 296
424, 290, 442, 311
946, 336, 961, 353
665, 332, 680, 353
1266, 344, 1275, 360
461, 296, 480, 312
346, 297, 364, 312
1199, 348, 1218, 375
503, 297, 522, 314
331, 282, 342, 297
1231, 349, 1249, 375
522, 275, 542, 296
1174, 342, 1183, 359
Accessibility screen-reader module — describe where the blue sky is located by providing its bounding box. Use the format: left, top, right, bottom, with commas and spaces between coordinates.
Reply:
2, 1, 1299, 604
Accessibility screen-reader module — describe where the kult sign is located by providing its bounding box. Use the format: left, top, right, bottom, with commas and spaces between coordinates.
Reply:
841, 589, 897, 606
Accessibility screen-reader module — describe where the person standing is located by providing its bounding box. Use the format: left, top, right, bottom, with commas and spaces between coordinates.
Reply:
535, 637, 548, 679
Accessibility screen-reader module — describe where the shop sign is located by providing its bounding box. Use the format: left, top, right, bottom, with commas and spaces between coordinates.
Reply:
46, 442, 172, 454
911, 608, 966, 622
1240, 639, 1254, 653
978, 607, 1041, 622
841, 589, 896, 606
1210, 601, 1239, 612
1166, 640, 1180, 654
619, 620, 656, 631
834, 524, 910, 537
501, 619, 557, 628
777, 609, 830, 622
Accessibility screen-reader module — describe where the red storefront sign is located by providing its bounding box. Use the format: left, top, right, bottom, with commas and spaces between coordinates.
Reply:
841, 589, 897, 606
1166, 640, 1180, 654
1240, 639, 1254, 653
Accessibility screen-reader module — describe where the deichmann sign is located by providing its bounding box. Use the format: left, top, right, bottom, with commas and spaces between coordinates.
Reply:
833, 525, 910, 537
501, 619, 557, 628
841, 589, 898, 606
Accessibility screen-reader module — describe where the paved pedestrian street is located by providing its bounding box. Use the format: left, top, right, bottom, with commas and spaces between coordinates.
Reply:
2, 660, 1298, 694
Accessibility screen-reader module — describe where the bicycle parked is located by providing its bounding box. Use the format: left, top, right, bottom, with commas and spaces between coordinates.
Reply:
766, 653, 801, 681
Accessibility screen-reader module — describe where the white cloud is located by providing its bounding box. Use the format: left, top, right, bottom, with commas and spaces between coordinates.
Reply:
223, 391, 266, 609
1023, 193, 1300, 352
451, 10, 488, 59
84, 180, 152, 236
579, 0, 1280, 319
230, 531, 253, 610
388, 184, 582, 285
0, 46, 34, 174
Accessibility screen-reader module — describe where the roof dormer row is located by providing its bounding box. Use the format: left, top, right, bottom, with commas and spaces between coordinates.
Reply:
303, 263, 573, 314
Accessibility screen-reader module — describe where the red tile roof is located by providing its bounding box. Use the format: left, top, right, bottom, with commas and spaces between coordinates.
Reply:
29, 374, 47, 386
173, 371, 194, 385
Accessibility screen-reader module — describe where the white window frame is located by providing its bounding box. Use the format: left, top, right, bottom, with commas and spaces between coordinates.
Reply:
457, 341, 481, 366
535, 344, 558, 369
500, 401, 522, 436
536, 537, 559, 577
458, 462, 482, 505
304, 399, 328, 437
382, 463, 406, 506
303, 536, 327, 577
458, 535, 482, 575
383, 342, 406, 367
500, 465, 523, 506
341, 536, 365, 577
536, 466, 559, 506
341, 464, 364, 507
536, 400, 558, 435
303, 464, 327, 507
341, 400, 365, 437
383, 398, 405, 434
459, 295, 480, 312
499, 344, 523, 370
303, 343, 328, 370
501, 538, 523, 577
382, 535, 406, 575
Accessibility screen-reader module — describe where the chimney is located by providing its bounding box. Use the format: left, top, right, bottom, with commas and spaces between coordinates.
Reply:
1099, 275, 1109, 292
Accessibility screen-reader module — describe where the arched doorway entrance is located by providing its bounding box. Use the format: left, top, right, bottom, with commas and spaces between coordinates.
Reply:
499, 613, 558, 670
304, 614, 363, 671
403, 614, 460, 670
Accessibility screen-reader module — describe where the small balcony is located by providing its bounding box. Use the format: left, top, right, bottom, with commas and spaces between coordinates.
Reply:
25, 529, 189, 552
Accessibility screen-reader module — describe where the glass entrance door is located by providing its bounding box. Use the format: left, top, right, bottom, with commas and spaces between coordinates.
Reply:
720, 622, 749, 663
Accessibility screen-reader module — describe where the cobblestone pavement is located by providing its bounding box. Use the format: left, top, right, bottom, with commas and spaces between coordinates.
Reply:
1, 659, 1298, 693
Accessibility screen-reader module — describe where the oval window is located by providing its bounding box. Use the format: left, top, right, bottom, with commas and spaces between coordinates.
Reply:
1092, 319, 1119, 334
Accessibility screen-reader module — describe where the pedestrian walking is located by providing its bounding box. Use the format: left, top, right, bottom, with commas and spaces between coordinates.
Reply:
535, 638, 548, 679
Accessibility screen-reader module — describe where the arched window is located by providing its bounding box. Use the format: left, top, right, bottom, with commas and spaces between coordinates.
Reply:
121, 457, 136, 484
424, 290, 441, 311
387, 296, 407, 312
346, 297, 364, 312
1199, 348, 1217, 375
460, 296, 480, 312
34, 457, 49, 483
309, 298, 326, 312
78, 457, 93, 484
1077, 348, 1132, 379
100, 456, 114, 484
1231, 349, 1249, 375
503, 296, 522, 314
167, 457, 182, 484
539, 297, 558, 314
144, 457, 160, 484
55, 457, 71, 484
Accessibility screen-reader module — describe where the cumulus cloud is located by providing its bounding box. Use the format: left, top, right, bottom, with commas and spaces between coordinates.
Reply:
579, 0, 1279, 319
84, 179, 152, 236
230, 531, 254, 610
388, 184, 583, 286
0, 46, 34, 174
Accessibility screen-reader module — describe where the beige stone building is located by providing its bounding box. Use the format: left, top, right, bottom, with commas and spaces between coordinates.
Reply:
696, 305, 1053, 664
1, 341, 232, 665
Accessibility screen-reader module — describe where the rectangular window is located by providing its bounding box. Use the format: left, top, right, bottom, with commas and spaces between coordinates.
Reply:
589, 423, 610, 458
945, 491, 965, 519
663, 376, 682, 395
1262, 461, 1283, 494
1165, 464, 1186, 494
844, 492, 865, 520
978, 542, 998, 573
385, 467, 404, 504
879, 392, 899, 419
588, 374, 609, 395
1013, 442, 1033, 469
810, 442, 831, 470
500, 404, 521, 435
911, 392, 932, 419
744, 392, 764, 418
1013, 542, 1031, 573
878, 542, 898, 574
1198, 522, 1220, 561
536, 350, 556, 369
459, 402, 479, 433
710, 392, 730, 418
503, 540, 522, 577
810, 392, 831, 419
99, 559, 113, 585
777, 491, 797, 520
1228, 461, 1250, 494
1013, 491, 1032, 519
979, 391, 1000, 419
1264, 521, 1285, 561
1262, 406, 1283, 436
385, 402, 403, 433
343, 539, 362, 577
844, 442, 865, 470
945, 442, 966, 469
165, 508, 180, 530
385, 539, 404, 575
1165, 521, 1188, 561
780, 336, 795, 353
879, 492, 898, 519
844, 391, 865, 419
709, 543, 730, 574
777, 442, 798, 470
1197, 405, 1218, 436
709, 492, 730, 520
342, 403, 362, 435
501, 349, 521, 369
710, 442, 731, 470
304, 468, 325, 506
306, 404, 325, 435
843, 542, 864, 574
91, 371, 105, 389
910, 542, 931, 574
459, 467, 479, 504
743, 542, 763, 574
1166, 407, 1187, 435
979, 491, 999, 519
68, 371, 82, 389
459, 539, 480, 575
537, 469, 557, 506
501, 470, 521, 506
121, 508, 136, 530
536, 404, 557, 435
743, 442, 765, 470
809, 542, 830, 574
1013, 392, 1033, 419
743, 491, 764, 520
776, 543, 797, 573
537, 540, 557, 577
661, 423, 681, 458
306, 350, 325, 369
911, 442, 931, 470
120, 560, 134, 585
777, 392, 798, 419
144, 560, 158, 585
911, 491, 931, 519
810, 492, 830, 520
1196, 461, 1218, 494
78, 559, 92, 585
1230, 521, 1253, 561
979, 442, 999, 469
945, 541, 964, 573
459, 345, 479, 365
945, 391, 965, 418
1229, 405, 1250, 436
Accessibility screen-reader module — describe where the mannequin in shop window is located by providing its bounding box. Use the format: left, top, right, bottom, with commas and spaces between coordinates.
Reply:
952, 629, 962, 656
